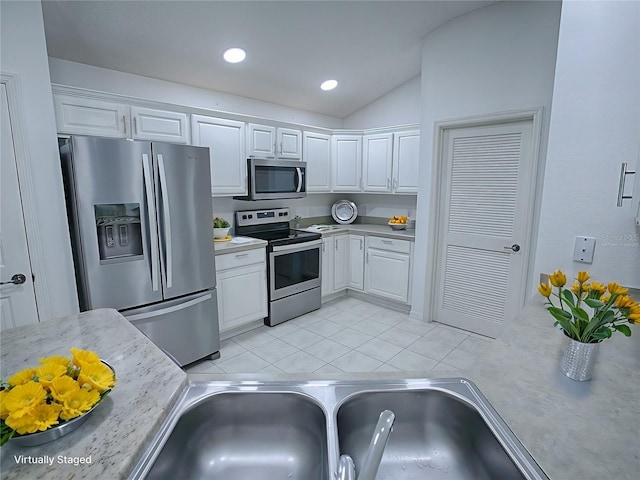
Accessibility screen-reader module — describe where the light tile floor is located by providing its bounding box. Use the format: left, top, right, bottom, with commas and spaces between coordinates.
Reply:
185, 296, 494, 375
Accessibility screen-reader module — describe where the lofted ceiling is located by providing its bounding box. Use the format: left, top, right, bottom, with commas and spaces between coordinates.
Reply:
41, 0, 495, 119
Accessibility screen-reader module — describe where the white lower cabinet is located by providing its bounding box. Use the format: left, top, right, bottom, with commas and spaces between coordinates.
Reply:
348, 234, 365, 290
321, 234, 349, 297
322, 233, 412, 304
365, 236, 412, 303
216, 248, 268, 333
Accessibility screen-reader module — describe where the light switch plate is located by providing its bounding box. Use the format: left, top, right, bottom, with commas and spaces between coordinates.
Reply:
573, 236, 596, 263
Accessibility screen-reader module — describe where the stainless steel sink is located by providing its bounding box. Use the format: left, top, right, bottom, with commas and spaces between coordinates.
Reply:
337, 390, 526, 479
142, 392, 328, 480
129, 378, 548, 480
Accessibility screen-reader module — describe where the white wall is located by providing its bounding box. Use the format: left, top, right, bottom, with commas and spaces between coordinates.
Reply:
533, 0, 640, 290
48, 58, 343, 129
343, 75, 421, 129
0, 1, 78, 319
412, 0, 561, 321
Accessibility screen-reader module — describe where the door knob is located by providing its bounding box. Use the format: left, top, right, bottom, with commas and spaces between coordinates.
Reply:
0, 273, 27, 285
504, 244, 521, 252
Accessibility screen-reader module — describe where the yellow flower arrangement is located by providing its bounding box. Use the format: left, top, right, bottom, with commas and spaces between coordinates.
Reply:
0, 348, 115, 446
539, 269, 639, 342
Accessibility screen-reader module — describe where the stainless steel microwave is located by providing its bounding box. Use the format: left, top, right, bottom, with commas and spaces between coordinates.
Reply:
234, 158, 307, 200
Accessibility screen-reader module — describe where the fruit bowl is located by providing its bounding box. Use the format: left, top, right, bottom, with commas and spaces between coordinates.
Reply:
388, 221, 407, 231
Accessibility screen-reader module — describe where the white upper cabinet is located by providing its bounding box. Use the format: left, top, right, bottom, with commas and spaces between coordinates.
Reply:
331, 134, 362, 192
53, 94, 129, 138
277, 127, 302, 159
247, 123, 276, 157
191, 115, 247, 196
247, 124, 302, 159
303, 131, 331, 192
392, 130, 420, 193
131, 106, 189, 144
363, 133, 393, 192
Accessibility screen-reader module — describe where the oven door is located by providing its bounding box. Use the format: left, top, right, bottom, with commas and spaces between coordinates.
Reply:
269, 240, 321, 300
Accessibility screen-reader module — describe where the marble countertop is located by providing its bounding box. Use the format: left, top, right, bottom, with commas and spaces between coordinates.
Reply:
0, 308, 187, 480
213, 236, 267, 255
467, 300, 640, 480
298, 223, 416, 240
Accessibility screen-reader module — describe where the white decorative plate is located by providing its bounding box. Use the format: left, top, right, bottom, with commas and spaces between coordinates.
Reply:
331, 200, 358, 225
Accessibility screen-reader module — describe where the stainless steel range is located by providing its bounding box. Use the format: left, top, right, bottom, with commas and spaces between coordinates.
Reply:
235, 208, 321, 326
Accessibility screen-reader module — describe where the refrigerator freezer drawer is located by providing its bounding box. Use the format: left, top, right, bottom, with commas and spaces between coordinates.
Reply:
125, 290, 220, 366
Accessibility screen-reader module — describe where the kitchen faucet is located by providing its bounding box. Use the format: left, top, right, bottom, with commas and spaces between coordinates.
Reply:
336, 409, 396, 480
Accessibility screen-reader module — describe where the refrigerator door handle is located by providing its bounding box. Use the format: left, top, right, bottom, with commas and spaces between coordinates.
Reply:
126, 292, 212, 321
157, 154, 173, 289
142, 153, 160, 292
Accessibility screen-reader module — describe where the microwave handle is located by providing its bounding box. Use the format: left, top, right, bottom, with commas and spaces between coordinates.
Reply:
296, 167, 303, 193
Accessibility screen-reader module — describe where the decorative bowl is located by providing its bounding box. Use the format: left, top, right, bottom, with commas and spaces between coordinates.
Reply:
388, 221, 407, 231
8, 361, 115, 447
213, 227, 230, 239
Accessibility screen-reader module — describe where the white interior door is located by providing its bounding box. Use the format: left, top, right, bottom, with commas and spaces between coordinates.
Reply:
434, 119, 535, 338
0, 83, 39, 330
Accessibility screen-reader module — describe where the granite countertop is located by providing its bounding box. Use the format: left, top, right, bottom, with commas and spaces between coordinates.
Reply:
298, 223, 416, 240
468, 299, 640, 480
0, 308, 187, 480
213, 236, 267, 255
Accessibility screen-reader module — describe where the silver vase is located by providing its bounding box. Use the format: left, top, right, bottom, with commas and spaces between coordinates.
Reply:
560, 336, 600, 381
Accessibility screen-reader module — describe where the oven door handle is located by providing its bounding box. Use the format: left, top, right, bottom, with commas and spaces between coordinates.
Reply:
295, 167, 303, 193
271, 239, 322, 253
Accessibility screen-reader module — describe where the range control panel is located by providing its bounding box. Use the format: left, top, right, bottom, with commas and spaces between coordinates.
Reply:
236, 208, 290, 227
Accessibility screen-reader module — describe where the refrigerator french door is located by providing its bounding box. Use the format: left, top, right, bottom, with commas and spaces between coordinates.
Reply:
61, 136, 219, 366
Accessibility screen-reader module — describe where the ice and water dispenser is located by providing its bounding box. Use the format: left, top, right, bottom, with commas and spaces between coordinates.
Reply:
95, 203, 143, 262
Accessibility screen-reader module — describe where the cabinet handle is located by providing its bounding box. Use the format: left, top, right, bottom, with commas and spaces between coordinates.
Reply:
133, 117, 137, 134
123, 115, 127, 135
359, 239, 363, 250
335, 240, 338, 251
235, 253, 249, 258
366, 253, 370, 264
387, 178, 390, 189
382, 240, 393, 245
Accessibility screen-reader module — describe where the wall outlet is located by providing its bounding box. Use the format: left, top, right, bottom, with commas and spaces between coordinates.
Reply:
540, 273, 550, 285
573, 236, 596, 264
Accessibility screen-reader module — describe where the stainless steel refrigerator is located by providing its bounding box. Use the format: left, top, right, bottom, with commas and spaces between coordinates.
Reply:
60, 136, 219, 366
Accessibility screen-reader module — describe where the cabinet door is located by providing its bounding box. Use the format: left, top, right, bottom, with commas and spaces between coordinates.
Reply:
392, 130, 420, 193
303, 131, 331, 192
192, 115, 247, 196
365, 248, 410, 303
348, 235, 365, 290
131, 106, 189, 143
321, 236, 334, 297
331, 135, 362, 191
277, 127, 302, 159
363, 133, 393, 192
217, 263, 268, 332
248, 123, 276, 158
53, 94, 129, 138
333, 235, 349, 291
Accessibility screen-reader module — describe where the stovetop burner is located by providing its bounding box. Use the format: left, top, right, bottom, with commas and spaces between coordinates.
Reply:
235, 208, 321, 247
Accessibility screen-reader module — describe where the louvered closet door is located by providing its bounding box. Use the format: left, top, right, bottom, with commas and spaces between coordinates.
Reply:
435, 120, 534, 338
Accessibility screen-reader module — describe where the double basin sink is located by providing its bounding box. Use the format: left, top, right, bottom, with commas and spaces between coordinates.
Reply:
129, 377, 548, 479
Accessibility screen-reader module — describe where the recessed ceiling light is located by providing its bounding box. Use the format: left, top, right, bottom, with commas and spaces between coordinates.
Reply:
320, 79, 338, 91
223, 47, 246, 63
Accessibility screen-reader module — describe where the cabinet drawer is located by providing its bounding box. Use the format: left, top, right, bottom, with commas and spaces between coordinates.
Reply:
367, 236, 411, 254
216, 248, 265, 271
